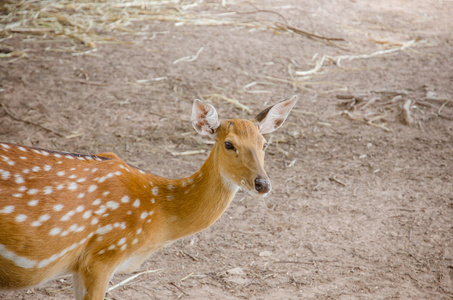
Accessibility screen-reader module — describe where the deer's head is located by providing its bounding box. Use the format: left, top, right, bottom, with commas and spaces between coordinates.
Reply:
191, 96, 297, 197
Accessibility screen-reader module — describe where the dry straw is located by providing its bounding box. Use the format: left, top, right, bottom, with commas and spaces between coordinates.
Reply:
1, 1, 450, 128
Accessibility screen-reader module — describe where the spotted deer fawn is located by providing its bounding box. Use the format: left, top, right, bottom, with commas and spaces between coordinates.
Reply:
0, 97, 297, 299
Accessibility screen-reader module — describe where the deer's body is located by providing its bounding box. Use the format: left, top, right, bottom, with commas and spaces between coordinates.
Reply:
0, 98, 297, 299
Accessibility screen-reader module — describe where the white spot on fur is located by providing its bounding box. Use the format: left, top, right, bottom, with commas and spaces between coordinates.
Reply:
27, 189, 38, 195
83, 210, 92, 219
96, 225, 113, 235
67, 182, 78, 191
0, 206, 14, 214
61, 210, 75, 221
152, 186, 159, 196
14, 175, 24, 184
0, 244, 38, 269
49, 228, 61, 236
94, 206, 107, 215
15, 256, 37, 269
43, 186, 53, 195
88, 185, 97, 193
133, 199, 140, 208
106, 201, 119, 210
28, 200, 38, 206
0, 169, 11, 180
53, 204, 64, 211
121, 195, 130, 203
15, 214, 27, 222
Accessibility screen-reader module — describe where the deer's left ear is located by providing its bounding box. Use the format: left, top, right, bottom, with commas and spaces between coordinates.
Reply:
255, 96, 298, 134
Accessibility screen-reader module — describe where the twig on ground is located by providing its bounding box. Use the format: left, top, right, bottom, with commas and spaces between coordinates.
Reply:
329, 39, 417, 67
107, 269, 164, 292
292, 109, 318, 117
273, 22, 344, 42
400, 99, 414, 125
180, 250, 199, 261
170, 150, 206, 156
295, 55, 327, 76
169, 282, 188, 296
329, 175, 347, 186
274, 259, 340, 264
341, 110, 391, 132
173, 47, 204, 64
1, 102, 65, 137
204, 93, 252, 114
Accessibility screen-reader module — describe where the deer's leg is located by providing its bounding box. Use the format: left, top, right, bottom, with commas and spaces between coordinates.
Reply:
73, 272, 86, 300
74, 261, 115, 300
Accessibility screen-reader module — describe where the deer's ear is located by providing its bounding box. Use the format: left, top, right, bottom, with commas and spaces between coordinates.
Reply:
191, 100, 220, 137
255, 96, 298, 134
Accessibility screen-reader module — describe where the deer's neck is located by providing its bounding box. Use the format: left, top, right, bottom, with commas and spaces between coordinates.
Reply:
153, 143, 239, 241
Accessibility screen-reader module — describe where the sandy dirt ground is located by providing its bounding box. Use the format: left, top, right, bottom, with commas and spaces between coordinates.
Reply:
0, 0, 452, 299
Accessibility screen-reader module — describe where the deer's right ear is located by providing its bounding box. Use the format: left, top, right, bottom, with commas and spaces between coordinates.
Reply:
191, 100, 220, 137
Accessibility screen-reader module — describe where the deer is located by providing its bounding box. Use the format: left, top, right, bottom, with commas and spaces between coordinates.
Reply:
0, 97, 297, 300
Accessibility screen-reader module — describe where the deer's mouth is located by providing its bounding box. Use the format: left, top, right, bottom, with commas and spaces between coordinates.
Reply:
240, 179, 270, 198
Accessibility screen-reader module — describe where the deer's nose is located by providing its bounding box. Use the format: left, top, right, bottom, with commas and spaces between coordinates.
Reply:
254, 177, 271, 194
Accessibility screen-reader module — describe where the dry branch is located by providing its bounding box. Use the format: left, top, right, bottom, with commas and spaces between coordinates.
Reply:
329, 39, 417, 66
204, 93, 252, 114
107, 269, 164, 292
400, 99, 414, 125
1, 102, 65, 137
273, 22, 344, 42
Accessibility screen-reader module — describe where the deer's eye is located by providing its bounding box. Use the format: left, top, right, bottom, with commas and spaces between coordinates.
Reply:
263, 143, 268, 151
224, 141, 235, 151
